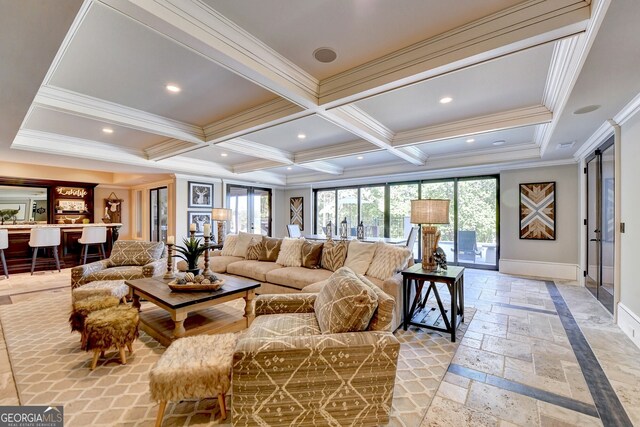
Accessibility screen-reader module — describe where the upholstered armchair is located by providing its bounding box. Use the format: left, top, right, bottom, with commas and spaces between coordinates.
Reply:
71, 240, 166, 289
232, 268, 401, 427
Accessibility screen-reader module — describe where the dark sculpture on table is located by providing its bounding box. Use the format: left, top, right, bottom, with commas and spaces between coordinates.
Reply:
433, 246, 447, 271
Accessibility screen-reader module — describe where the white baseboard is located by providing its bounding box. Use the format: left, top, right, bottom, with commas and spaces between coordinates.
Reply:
617, 303, 640, 350
499, 259, 580, 281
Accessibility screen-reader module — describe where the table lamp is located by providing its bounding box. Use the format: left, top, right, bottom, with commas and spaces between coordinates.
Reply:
410, 199, 450, 271
211, 208, 232, 245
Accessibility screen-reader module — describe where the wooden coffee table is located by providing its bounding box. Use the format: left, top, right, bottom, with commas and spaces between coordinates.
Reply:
125, 275, 259, 346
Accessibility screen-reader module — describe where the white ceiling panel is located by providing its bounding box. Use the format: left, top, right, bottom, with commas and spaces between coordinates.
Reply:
416, 125, 537, 156
205, 0, 524, 79
180, 144, 259, 166
355, 43, 554, 132
48, 2, 277, 126
241, 115, 357, 152
24, 107, 166, 151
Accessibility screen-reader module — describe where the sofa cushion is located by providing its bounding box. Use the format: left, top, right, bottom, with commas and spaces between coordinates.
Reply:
266, 267, 333, 290
246, 236, 263, 260
301, 241, 323, 269
259, 237, 282, 262
233, 232, 260, 258
246, 313, 321, 338
211, 255, 244, 273
226, 260, 282, 282
366, 243, 412, 281
276, 237, 304, 267
344, 240, 377, 275
314, 267, 378, 334
321, 240, 349, 272
220, 234, 238, 256
108, 241, 164, 267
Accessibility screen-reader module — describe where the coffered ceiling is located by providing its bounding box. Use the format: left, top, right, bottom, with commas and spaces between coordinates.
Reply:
2, 0, 638, 186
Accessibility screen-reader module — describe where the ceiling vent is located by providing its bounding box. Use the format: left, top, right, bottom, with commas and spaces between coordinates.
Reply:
573, 105, 600, 115
556, 141, 576, 150
313, 48, 337, 63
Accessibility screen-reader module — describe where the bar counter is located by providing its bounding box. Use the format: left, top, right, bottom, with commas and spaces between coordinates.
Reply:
0, 223, 122, 274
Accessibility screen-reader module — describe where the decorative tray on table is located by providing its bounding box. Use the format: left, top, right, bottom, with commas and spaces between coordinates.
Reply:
168, 272, 225, 292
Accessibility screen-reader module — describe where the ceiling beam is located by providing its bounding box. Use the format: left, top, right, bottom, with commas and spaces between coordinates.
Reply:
232, 159, 286, 174
297, 161, 344, 176
145, 139, 207, 161
216, 138, 293, 164
294, 140, 379, 164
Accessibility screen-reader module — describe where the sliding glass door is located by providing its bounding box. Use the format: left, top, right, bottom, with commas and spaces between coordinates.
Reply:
227, 185, 272, 235
150, 187, 168, 242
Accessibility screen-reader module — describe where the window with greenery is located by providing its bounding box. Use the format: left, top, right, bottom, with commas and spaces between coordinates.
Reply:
360, 186, 385, 237
337, 188, 358, 236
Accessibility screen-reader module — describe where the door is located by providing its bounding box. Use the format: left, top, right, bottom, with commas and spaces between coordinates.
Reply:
585, 137, 615, 313
150, 187, 168, 242
227, 185, 272, 235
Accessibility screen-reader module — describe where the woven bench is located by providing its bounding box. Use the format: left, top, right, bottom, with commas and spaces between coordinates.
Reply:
72, 280, 129, 303
149, 333, 238, 426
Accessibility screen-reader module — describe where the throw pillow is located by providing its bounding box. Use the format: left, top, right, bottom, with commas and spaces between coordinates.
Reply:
301, 241, 323, 269
233, 231, 259, 258
259, 237, 282, 262
314, 267, 379, 334
276, 237, 304, 267
220, 234, 238, 256
343, 240, 377, 275
366, 243, 413, 281
358, 274, 396, 332
321, 240, 349, 272
109, 241, 164, 267
246, 236, 264, 261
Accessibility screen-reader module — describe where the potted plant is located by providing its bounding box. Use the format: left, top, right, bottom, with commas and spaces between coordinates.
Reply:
174, 236, 209, 275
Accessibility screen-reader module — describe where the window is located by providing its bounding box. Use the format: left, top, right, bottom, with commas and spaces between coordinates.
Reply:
360, 186, 385, 237
150, 187, 168, 242
316, 190, 335, 234
337, 188, 358, 236
227, 185, 272, 235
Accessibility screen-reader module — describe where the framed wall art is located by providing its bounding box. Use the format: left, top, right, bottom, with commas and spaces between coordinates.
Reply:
188, 182, 213, 209
519, 182, 556, 240
289, 196, 303, 230
187, 211, 212, 237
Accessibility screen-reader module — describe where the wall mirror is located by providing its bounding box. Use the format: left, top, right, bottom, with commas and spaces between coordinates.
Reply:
0, 185, 48, 224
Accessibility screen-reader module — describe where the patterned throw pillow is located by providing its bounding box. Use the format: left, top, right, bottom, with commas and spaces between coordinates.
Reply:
109, 241, 164, 267
276, 237, 304, 267
366, 243, 413, 281
301, 241, 323, 269
259, 237, 282, 262
220, 234, 238, 256
321, 240, 349, 272
233, 231, 259, 258
343, 240, 377, 275
314, 267, 379, 334
246, 236, 264, 260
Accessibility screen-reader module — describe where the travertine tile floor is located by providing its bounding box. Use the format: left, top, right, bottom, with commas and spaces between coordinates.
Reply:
1, 268, 640, 426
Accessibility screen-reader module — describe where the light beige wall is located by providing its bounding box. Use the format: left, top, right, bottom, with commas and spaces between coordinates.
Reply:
0, 161, 113, 183
619, 112, 640, 316
94, 186, 131, 239
283, 188, 313, 235
500, 164, 580, 265
175, 177, 223, 244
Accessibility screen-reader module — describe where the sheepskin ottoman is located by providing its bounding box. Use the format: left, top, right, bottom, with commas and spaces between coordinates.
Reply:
149, 333, 238, 426
82, 304, 139, 370
69, 295, 120, 333
72, 279, 129, 303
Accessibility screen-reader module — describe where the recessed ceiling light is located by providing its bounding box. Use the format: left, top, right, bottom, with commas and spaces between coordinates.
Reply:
439, 96, 453, 104
102, 128, 113, 134
466, 138, 475, 143
297, 133, 306, 140
357, 156, 364, 160
492, 140, 505, 146
221, 153, 228, 157
573, 105, 600, 115
165, 84, 181, 93
287, 167, 292, 170
313, 47, 337, 63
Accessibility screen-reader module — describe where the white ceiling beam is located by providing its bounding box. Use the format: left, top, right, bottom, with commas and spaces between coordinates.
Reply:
297, 161, 344, 176
99, 0, 319, 109
322, 106, 426, 166
294, 140, 379, 164
232, 159, 287, 174
393, 105, 552, 147
34, 85, 205, 144
319, 0, 590, 106
216, 138, 293, 164
145, 139, 207, 161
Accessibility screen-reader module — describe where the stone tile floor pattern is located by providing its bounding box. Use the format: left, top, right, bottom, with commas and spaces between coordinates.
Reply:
1, 268, 640, 426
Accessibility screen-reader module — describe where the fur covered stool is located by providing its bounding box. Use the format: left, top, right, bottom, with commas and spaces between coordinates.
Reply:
72, 280, 129, 303
69, 295, 120, 333
82, 305, 139, 370
149, 333, 238, 426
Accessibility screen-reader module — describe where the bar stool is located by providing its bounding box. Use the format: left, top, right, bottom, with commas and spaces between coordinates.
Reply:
78, 226, 107, 265
29, 227, 61, 275
0, 229, 8, 279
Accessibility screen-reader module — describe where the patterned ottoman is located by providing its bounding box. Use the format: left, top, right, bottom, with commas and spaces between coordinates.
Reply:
72, 280, 129, 303
149, 333, 238, 426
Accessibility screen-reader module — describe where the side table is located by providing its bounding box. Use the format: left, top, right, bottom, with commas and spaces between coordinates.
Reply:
401, 264, 465, 342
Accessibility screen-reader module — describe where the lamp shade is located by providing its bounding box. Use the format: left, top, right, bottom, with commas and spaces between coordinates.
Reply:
410, 199, 450, 224
211, 208, 232, 221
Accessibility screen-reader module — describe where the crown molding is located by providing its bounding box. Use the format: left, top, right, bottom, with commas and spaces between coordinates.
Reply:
34, 85, 205, 143
318, 0, 590, 106
232, 160, 286, 174
613, 90, 640, 126
573, 120, 614, 161
392, 105, 552, 147
99, 0, 319, 108
216, 138, 293, 164
146, 139, 207, 161
203, 98, 307, 143
297, 161, 344, 176
293, 140, 378, 164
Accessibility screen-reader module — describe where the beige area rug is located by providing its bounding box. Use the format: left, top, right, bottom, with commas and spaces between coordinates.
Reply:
0, 292, 473, 426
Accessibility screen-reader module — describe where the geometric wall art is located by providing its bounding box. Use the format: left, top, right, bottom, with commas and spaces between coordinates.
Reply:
289, 197, 303, 231
519, 182, 556, 240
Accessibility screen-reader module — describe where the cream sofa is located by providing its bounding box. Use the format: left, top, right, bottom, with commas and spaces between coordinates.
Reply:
208, 237, 411, 331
